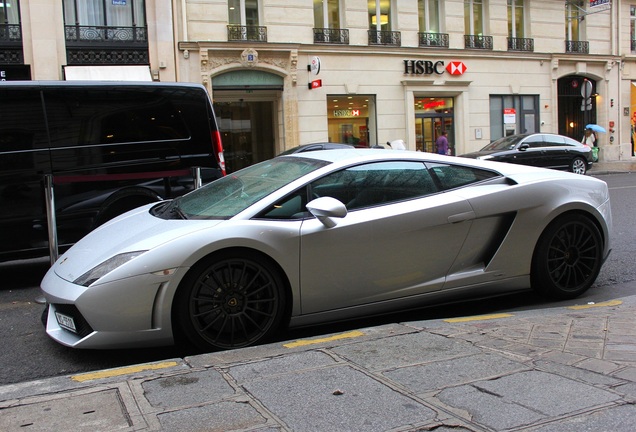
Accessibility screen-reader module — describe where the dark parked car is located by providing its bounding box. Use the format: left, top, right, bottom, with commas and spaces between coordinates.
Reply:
278, 142, 354, 155
459, 133, 593, 175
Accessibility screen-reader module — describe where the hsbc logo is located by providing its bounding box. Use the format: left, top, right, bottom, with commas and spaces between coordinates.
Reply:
446, 61, 467, 75
403, 60, 467, 76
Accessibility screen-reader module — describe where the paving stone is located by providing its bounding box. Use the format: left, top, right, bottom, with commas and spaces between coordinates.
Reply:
142, 369, 235, 408
530, 404, 636, 432
241, 365, 437, 432
384, 352, 527, 394
156, 400, 268, 432
228, 350, 338, 383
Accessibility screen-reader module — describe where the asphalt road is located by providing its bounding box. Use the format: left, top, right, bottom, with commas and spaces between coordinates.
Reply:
1, 172, 634, 386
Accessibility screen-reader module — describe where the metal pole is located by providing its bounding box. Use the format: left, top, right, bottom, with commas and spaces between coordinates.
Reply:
192, 167, 202, 189
44, 174, 58, 265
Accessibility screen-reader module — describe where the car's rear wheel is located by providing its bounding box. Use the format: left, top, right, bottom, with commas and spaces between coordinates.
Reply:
531, 214, 603, 299
174, 251, 286, 351
569, 157, 587, 175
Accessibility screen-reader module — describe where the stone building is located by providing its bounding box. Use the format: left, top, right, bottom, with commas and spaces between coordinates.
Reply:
3, 1, 636, 171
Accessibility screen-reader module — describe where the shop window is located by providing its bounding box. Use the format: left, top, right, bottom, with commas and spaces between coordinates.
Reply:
489, 95, 539, 140
327, 95, 375, 147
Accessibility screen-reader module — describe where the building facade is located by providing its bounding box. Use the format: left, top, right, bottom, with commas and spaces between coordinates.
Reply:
3, 1, 636, 172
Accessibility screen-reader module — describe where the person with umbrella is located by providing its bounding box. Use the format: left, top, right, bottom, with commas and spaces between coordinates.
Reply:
582, 128, 596, 147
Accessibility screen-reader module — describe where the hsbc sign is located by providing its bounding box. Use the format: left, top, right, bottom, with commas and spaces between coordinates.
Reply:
403, 60, 467, 76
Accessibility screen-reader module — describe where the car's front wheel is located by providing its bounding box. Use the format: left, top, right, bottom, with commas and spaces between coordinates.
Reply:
531, 214, 603, 299
174, 250, 286, 351
569, 157, 587, 175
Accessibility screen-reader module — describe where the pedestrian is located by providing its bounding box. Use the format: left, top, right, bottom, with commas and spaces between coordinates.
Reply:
582, 128, 596, 147
435, 131, 449, 155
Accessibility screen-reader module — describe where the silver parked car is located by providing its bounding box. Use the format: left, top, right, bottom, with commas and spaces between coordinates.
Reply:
41, 149, 612, 351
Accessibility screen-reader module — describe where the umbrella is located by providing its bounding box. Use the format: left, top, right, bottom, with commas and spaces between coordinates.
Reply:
586, 124, 606, 133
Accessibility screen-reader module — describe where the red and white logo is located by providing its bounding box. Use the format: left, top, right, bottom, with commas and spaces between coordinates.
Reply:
446, 61, 467, 76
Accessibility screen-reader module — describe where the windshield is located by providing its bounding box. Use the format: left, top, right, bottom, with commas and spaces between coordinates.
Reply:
169, 157, 329, 219
480, 134, 528, 151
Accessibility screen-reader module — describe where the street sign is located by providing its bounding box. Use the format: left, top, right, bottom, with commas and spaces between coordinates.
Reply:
308, 79, 322, 89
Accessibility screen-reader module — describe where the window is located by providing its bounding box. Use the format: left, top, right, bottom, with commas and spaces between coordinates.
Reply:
565, 1, 583, 41
327, 95, 375, 147
464, 0, 484, 36
507, 0, 524, 38
418, 0, 441, 33
63, 0, 146, 29
314, 0, 340, 29
428, 163, 499, 191
489, 95, 540, 140
368, 0, 392, 31
312, 161, 436, 211
631, 6, 636, 51
229, 0, 259, 26
0, 0, 20, 25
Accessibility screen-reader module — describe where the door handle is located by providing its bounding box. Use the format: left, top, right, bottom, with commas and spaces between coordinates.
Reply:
448, 210, 476, 224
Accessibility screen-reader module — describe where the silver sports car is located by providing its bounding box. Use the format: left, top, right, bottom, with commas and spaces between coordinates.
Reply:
41, 150, 612, 351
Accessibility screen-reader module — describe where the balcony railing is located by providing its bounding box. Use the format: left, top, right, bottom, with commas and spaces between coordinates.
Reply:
65, 25, 148, 45
227, 25, 267, 42
464, 35, 493, 50
418, 32, 449, 48
313, 28, 349, 44
565, 40, 589, 54
368, 30, 401, 46
0, 24, 22, 43
508, 37, 534, 52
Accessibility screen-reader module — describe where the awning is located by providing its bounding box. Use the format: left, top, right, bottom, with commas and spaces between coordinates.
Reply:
63, 65, 153, 81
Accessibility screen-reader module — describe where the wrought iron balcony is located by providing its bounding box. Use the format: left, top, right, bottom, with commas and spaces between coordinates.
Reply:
565, 40, 589, 54
0, 24, 22, 43
0, 24, 24, 64
418, 32, 449, 48
508, 37, 534, 52
368, 30, 401, 46
464, 35, 493, 50
313, 28, 349, 44
65, 25, 148, 45
227, 25, 267, 42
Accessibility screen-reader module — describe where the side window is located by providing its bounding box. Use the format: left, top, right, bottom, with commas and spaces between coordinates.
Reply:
428, 163, 499, 191
44, 87, 191, 147
543, 135, 565, 147
523, 135, 545, 149
313, 161, 436, 211
0, 88, 49, 151
258, 188, 308, 220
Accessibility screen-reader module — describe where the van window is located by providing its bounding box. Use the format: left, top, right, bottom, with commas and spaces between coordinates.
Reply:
0, 88, 49, 151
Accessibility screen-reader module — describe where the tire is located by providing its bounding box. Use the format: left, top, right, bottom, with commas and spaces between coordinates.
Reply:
569, 157, 587, 175
531, 214, 603, 300
174, 251, 286, 351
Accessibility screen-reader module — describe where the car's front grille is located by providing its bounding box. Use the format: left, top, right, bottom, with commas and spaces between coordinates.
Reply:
52, 304, 94, 338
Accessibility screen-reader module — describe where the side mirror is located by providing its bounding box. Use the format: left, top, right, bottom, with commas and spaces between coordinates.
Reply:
518, 143, 530, 151
306, 196, 347, 228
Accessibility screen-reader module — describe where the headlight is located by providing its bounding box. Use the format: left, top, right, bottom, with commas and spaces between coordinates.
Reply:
74, 251, 147, 287
477, 155, 494, 160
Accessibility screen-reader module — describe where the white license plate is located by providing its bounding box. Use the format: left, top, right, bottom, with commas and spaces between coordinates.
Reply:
55, 312, 77, 333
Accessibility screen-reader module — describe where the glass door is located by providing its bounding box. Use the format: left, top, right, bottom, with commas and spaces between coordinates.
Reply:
415, 115, 454, 155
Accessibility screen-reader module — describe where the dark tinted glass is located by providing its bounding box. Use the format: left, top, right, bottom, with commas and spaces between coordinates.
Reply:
428, 163, 500, 190
0, 87, 48, 151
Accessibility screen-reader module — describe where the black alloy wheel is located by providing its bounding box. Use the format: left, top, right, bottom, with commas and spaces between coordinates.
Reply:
531, 214, 603, 299
175, 251, 286, 351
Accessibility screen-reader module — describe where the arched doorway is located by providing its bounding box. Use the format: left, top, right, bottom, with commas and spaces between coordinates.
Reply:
557, 75, 597, 142
212, 70, 284, 173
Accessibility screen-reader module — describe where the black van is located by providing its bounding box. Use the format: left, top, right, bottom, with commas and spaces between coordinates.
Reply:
0, 81, 225, 262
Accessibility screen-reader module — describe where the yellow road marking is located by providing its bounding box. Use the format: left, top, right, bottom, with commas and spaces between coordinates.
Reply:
71, 361, 179, 382
567, 300, 622, 310
284, 330, 365, 348
444, 313, 514, 323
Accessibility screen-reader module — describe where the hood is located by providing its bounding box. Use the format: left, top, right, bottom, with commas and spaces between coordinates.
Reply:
459, 149, 506, 159
53, 204, 223, 283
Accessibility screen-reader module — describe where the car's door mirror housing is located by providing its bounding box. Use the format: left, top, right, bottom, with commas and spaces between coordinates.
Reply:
306, 196, 347, 228
518, 143, 530, 151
